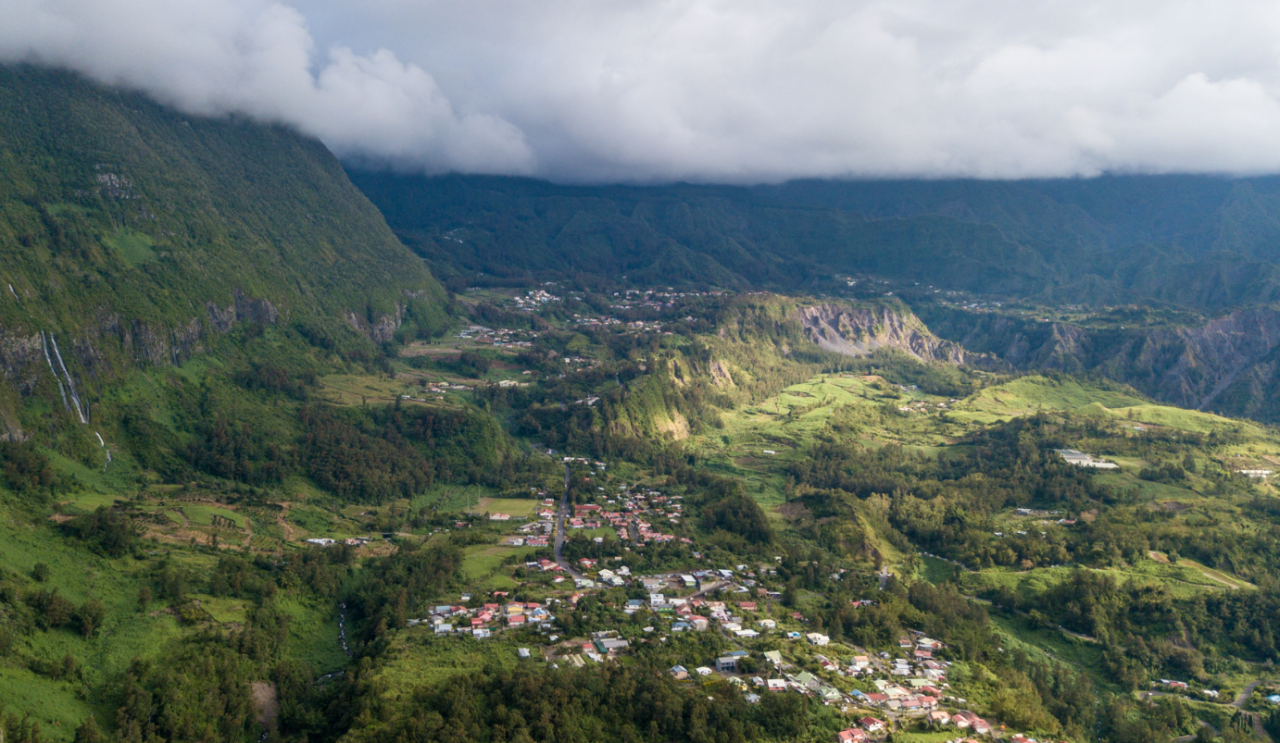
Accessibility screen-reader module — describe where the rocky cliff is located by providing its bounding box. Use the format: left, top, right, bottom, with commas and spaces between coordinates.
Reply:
918, 303, 1280, 422
796, 303, 1007, 370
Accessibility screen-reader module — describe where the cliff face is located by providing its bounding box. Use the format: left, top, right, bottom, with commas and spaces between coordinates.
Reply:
1089, 308, 1280, 411
795, 303, 1008, 370
918, 302, 1280, 421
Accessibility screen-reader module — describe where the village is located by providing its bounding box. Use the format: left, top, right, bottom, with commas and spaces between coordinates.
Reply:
362, 462, 1057, 743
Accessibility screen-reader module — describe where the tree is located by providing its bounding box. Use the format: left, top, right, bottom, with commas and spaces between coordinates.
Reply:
77, 600, 105, 638
73, 716, 103, 743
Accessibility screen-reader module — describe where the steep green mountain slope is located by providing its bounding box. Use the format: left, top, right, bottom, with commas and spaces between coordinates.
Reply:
349, 170, 1280, 310
0, 64, 447, 438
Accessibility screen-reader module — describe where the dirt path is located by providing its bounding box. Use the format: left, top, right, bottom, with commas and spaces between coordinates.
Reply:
1149, 550, 1247, 590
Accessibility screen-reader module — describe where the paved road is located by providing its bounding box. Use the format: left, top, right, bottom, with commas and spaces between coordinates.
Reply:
1234, 680, 1275, 743
553, 463, 584, 581
689, 580, 729, 598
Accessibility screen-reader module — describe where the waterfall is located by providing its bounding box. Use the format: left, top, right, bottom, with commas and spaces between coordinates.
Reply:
40, 332, 72, 415
49, 334, 87, 424
95, 432, 112, 467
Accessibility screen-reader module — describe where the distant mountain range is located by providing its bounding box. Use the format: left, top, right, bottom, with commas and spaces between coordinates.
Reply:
349, 170, 1280, 310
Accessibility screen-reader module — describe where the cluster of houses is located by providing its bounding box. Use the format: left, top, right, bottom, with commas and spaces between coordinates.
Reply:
513, 290, 560, 311
577, 488, 691, 546
454, 323, 539, 348
407, 598, 557, 637
304, 536, 371, 547
660, 633, 1000, 740
552, 630, 632, 666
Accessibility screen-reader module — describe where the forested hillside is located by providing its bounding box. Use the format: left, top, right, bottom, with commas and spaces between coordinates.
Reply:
350, 170, 1280, 310
0, 64, 448, 438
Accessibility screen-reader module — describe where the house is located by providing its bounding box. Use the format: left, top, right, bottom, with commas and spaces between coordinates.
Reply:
595, 638, 630, 654
517, 648, 531, 658
851, 655, 870, 670
472, 628, 491, 639
859, 717, 885, 733
794, 671, 820, 690
716, 656, 739, 673
767, 679, 787, 692
669, 665, 689, 680
836, 728, 868, 743
758, 619, 777, 629
927, 710, 950, 725
763, 650, 783, 667
806, 632, 830, 646
695, 666, 714, 676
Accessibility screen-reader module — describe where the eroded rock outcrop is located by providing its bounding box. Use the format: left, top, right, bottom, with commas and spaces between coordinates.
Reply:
796, 304, 1008, 371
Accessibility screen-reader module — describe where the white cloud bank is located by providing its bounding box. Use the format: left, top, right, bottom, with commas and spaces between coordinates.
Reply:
7, 0, 1280, 182
0, 0, 535, 174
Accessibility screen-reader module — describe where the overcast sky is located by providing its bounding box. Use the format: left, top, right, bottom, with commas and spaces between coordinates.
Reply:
7, 0, 1280, 183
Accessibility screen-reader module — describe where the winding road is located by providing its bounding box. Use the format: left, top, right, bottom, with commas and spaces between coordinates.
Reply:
1159, 678, 1273, 743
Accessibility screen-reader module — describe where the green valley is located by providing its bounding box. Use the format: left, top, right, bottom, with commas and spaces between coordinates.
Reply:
5, 63, 1280, 743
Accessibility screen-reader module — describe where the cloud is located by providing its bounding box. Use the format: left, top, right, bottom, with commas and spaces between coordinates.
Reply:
0, 0, 535, 174
7, 0, 1280, 182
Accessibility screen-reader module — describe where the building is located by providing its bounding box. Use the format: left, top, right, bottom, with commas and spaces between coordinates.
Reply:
1057, 449, 1119, 469
716, 656, 739, 673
